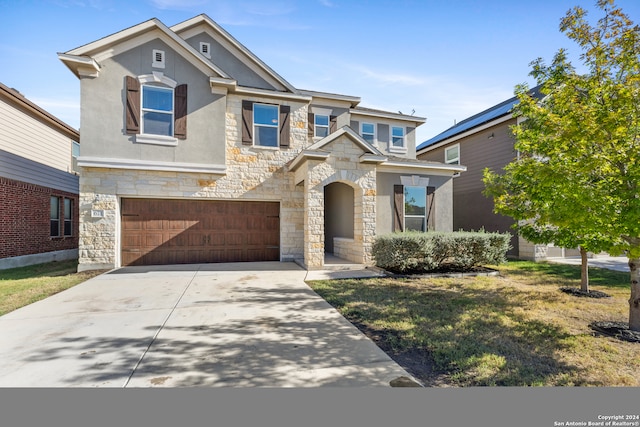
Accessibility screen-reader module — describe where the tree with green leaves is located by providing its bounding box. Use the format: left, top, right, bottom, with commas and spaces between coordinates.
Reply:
483, 0, 640, 331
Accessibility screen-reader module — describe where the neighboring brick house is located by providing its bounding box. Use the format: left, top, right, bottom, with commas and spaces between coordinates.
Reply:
59, 14, 465, 272
0, 82, 80, 269
416, 87, 576, 260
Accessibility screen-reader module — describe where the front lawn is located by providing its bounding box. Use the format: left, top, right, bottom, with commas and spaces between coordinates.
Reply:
0, 260, 104, 316
307, 260, 639, 387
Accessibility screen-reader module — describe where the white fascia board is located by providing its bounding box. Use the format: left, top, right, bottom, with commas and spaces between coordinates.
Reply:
57, 53, 101, 78
232, 86, 311, 102
360, 154, 388, 164
299, 89, 361, 108
287, 150, 330, 172
417, 113, 513, 155
378, 160, 467, 176
172, 15, 298, 94
350, 108, 427, 124
78, 157, 227, 174
65, 19, 229, 79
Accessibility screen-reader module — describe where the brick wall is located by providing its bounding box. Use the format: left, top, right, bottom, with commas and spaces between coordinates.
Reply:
0, 177, 78, 259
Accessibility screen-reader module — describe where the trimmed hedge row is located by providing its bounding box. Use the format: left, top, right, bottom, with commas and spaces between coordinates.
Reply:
372, 231, 511, 274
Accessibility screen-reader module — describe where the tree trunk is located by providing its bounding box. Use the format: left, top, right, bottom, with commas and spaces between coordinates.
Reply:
630, 257, 640, 332
580, 246, 589, 293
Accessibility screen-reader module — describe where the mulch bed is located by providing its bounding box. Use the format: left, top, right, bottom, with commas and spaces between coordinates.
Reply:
590, 321, 640, 343
559, 287, 611, 298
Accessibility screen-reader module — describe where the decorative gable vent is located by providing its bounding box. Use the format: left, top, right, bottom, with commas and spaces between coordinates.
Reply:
199, 42, 211, 59
152, 49, 165, 69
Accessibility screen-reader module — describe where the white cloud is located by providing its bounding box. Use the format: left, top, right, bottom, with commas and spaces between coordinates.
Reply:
318, 0, 334, 7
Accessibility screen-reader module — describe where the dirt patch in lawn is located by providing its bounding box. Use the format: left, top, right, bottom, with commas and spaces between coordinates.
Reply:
349, 320, 453, 387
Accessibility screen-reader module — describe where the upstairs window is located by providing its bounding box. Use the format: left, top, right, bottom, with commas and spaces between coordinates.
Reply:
125, 75, 188, 143
445, 144, 460, 165
253, 103, 279, 147
392, 126, 405, 148
314, 114, 330, 138
242, 101, 290, 148
361, 122, 375, 145
142, 85, 174, 137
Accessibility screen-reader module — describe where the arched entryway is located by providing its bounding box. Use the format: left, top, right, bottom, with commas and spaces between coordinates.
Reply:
324, 182, 354, 255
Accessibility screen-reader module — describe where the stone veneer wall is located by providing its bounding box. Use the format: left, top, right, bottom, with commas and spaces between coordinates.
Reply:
301, 136, 377, 269
78, 94, 308, 271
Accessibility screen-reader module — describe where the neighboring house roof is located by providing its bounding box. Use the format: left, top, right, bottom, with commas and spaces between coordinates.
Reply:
416, 85, 542, 153
0, 82, 79, 141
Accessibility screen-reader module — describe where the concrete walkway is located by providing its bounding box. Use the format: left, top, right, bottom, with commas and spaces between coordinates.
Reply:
546, 255, 630, 273
0, 262, 414, 387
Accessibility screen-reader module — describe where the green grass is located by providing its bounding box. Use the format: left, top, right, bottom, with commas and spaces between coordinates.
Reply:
308, 260, 638, 387
0, 260, 104, 316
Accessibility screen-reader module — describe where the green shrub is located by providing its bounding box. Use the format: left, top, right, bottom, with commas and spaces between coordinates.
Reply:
372, 231, 511, 274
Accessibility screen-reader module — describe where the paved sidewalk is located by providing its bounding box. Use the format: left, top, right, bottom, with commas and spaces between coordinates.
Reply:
0, 262, 415, 387
547, 255, 630, 273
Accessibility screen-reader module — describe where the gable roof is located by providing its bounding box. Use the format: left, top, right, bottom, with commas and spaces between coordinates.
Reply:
171, 14, 298, 94
59, 18, 232, 80
417, 85, 542, 152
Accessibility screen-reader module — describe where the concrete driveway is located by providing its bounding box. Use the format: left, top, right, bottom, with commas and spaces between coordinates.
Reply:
0, 262, 415, 387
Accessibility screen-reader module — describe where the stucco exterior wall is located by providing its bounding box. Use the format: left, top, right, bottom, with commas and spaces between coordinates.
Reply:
79, 39, 226, 167
375, 172, 454, 236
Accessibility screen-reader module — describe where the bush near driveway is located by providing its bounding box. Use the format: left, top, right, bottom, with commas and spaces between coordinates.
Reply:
372, 231, 511, 274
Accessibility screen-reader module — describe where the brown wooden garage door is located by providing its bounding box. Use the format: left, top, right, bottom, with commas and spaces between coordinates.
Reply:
121, 199, 280, 266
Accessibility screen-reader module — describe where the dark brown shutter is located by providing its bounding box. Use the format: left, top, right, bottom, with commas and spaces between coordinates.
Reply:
125, 76, 140, 135
174, 84, 187, 139
280, 105, 290, 147
426, 186, 436, 231
242, 100, 253, 145
329, 115, 337, 133
308, 112, 314, 137
394, 185, 404, 232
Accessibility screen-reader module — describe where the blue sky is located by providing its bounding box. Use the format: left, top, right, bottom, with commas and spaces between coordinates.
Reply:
1, 0, 639, 143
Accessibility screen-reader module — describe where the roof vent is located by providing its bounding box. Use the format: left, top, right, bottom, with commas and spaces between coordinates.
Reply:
152, 49, 165, 69
200, 42, 211, 59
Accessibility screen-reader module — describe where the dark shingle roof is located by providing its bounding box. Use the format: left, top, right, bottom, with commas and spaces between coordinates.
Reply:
417, 85, 542, 151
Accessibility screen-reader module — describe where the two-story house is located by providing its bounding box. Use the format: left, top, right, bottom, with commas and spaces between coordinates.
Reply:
0, 82, 80, 269
59, 14, 465, 272
416, 87, 577, 260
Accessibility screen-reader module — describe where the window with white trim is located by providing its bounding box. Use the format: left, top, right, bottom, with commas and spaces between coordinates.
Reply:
404, 186, 427, 232
392, 126, 405, 148
361, 122, 375, 144
254, 103, 279, 147
141, 84, 174, 137
314, 114, 329, 138
445, 144, 460, 165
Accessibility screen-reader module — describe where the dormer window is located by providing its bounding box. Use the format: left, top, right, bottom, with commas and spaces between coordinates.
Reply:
199, 42, 211, 59
152, 49, 165, 69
